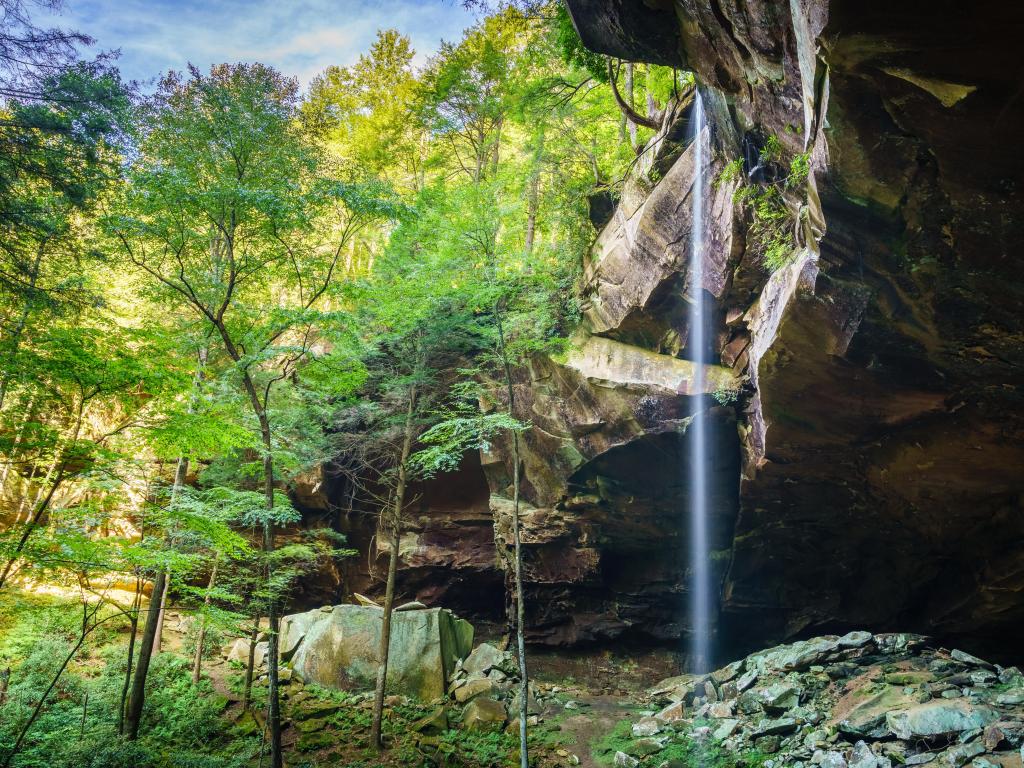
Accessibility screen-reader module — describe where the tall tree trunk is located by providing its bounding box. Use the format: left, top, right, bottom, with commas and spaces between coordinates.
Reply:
155, 348, 206, 652
524, 130, 544, 255
625, 63, 637, 149
495, 308, 529, 768
125, 568, 166, 740
235, 363, 283, 768
153, 569, 171, 654
192, 556, 219, 684
117, 580, 142, 735
241, 616, 260, 712
490, 117, 503, 176
370, 386, 417, 752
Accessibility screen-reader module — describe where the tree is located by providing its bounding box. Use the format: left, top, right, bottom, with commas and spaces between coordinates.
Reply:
107, 62, 396, 765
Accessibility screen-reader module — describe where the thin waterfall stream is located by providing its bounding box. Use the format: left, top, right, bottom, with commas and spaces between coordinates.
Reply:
688, 91, 710, 673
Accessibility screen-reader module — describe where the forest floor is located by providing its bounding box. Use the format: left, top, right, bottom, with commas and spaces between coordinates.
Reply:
0, 587, 681, 767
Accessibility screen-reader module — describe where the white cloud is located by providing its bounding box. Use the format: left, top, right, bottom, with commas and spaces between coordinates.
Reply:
37, 0, 477, 88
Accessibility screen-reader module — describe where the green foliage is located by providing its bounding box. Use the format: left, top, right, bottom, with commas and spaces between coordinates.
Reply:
591, 719, 635, 764
716, 158, 744, 189
727, 138, 813, 273
437, 729, 518, 767
787, 151, 811, 189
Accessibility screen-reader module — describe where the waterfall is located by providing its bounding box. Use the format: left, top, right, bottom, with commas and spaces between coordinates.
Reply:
687, 91, 710, 673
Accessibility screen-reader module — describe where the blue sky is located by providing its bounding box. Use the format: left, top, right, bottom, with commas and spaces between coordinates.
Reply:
39, 0, 478, 89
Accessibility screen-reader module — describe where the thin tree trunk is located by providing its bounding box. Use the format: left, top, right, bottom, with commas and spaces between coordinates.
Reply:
117, 580, 142, 735
626, 63, 637, 148
192, 556, 219, 684
495, 308, 529, 768
242, 616, 260, 711
156, 348, 206, 652
153, 568, 171, 654
125, 568, 166, 740
524, 131, 544, 255
490, 116, 503, 176
370, 386, 417, 751
0, 666, 9, 706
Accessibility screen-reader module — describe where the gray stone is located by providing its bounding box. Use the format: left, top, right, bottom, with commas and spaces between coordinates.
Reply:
394, 600, 428, 612
812, 750, 848, 768
753, 716, 799, 736
713, 660, 744, 683
838, 631, 873, 648
756, 681, 801, 711
632, 717, 661, 737
454, 677, 497, 704
655, 701, 685, 723
951, 650, 995, 671
253, 641, 269, 669
969, 670, 997, 686
736, 669, 759, 692
887, 701, 998, 740
905, 755, 936, 765
713, 719, 740, 740
411, 707, 448, 735
937, 741, 983, 767
751, 637, 840, 673
850, 741, 890, 768
225, 637, 252, 664
279, 610, 320, 661
613, 751, 639, 768
462, 697, 507, 732
628, 738, 664, 758
463, 643, 503, 676
996, 690, 1024, 705
285, 605, 473, 702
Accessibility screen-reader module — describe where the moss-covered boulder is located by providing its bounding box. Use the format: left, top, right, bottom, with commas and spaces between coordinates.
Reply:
283, 604, 473, 701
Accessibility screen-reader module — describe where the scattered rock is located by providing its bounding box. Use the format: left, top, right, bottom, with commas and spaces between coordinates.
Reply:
613, 751, 639, 768
453, 677, 497, 704
951, 650, 995, 671
463, 643, 503, 676
411, 707, 448, 735
887, 701, 998, 740
394, 600, 427, 612
631, 717, 661, 737
462, 697, 507, 732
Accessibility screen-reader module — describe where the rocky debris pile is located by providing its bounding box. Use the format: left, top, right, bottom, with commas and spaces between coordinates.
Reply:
407, 642, 534, 736
613, 634, 1024, 768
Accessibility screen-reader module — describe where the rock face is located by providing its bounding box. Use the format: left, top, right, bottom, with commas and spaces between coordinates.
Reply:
547, 0, 1024, 658
296, 0, 1024, 659
280, 604, 474, 701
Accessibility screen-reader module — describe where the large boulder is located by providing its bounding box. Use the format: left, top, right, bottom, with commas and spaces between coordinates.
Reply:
283, 604, 474, 701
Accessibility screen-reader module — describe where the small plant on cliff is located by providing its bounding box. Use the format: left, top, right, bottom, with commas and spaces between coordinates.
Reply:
723, 136, 813, 273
